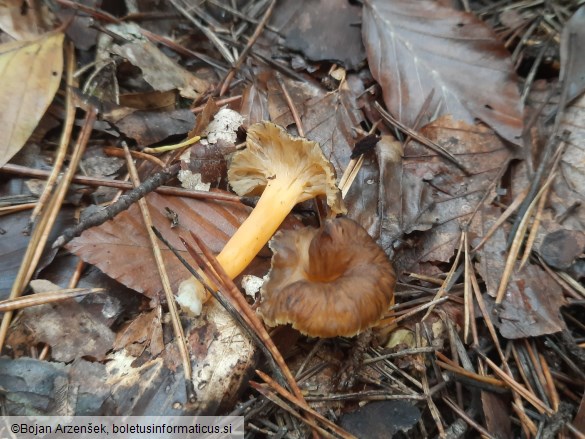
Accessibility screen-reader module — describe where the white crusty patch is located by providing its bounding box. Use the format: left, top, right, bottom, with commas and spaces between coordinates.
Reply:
178, 169, 211, 192
201, 108, 244, 145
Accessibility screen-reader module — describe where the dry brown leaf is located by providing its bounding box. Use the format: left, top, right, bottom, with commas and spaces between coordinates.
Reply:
107, 23, 207, 100
0, 0, 52, 40
114, 309, 162, 357
393, 116, 512, 273
493, 263, 565, 339
561, 5, 585, 104
7, 280, 115, 362
107, 108, 196, 147
269, 0, 365, 70
0, 32, 64, 166
362, 0, 523, 145
550, 92, 585, 231
472, 207, 567, 339
240, 81, 269, 127
66, 192, 265, 298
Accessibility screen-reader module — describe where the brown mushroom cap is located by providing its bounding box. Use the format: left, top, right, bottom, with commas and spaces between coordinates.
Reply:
258, 217, 396, 338
228, 121, 345, 215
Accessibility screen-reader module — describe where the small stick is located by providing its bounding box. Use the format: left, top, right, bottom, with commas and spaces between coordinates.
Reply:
0, 288, 104, 312
1, 163, 245, 204
416, 324, 445, 438
27, 42, 76, 231
422, 231, 465, 321
363, 347, 437, 365
379, 296, 450, 326
506, 131, 568, 249
435, 356, 506, 389
122, 145, 194, 401
54, 0, 119, 23
539, 353, 560, 412
170, 0, 235, 66
104, 146, 165, 168
250, 383, 337, 439
442, 397, 495, 439
463, 232, 473, 344
0, 203, 36, 215
519, 142, 567, 269
142, 136, 201, 154
494, 169, 558, 305
374, 101, 469, 174
0, 108, 97, 351
67, 259, 85, 289
275, 72, 304, 137
255, 370, 358, 439
475, 349, 553, 416
191, 95, 241, 113
52, 162, 181, 248
219, 0, 277, 96
471, 187, 529, 253
140, 28, 228, 72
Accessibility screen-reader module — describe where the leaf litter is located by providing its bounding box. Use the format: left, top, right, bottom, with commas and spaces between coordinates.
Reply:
0, 0, 584, 436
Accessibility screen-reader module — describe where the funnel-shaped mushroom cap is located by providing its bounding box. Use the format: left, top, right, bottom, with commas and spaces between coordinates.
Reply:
228, 122, 345, 215
258, 218, 396, 338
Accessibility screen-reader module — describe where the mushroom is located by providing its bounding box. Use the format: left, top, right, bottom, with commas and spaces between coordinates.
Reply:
258, 217, 396, 338
178, 122, 345, 311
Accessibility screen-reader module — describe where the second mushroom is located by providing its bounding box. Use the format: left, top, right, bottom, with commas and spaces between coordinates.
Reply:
259, 217, 396, 338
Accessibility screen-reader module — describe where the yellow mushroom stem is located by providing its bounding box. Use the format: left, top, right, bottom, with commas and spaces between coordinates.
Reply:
178, 176, 305, 307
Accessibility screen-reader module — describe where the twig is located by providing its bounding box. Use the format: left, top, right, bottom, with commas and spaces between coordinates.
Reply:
256, 370, 358, 439
422, 231, 465, 321
381, 296, 450, 327
519, 140, 567, 269
122, 144, 194, 401
52, 162, 181, 248
0, 108, 97, 351
170, 0, 235, 66
442, 397, 495, 439
142, 135, 201, 154
417, 324, 445, 438
191, 95, 241, 113
67, 258, 85, 289
435, 356, 506, 389
206, 0, 281, 34
104, 146, 165, 168
219, 0, 276, 96
506, 130, 568, 250
140, 28, 228, 72
374, 101, 469, 173
494, 167, 559, 305
475, 349, 554, 416
538, 353, 559, 412
0, 288, 104, 312
363, 347, 437, 365
250, 383, 337, 439
0, 203, 36, 215
1, 163, 245, 204
27, 42, 76, 232
471, 187, 529, 252
275, 72, 304, 137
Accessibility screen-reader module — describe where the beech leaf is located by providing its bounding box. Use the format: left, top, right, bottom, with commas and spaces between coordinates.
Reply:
362, 0, 523, 145
0, 32, 64, 166
66, 193, 257, 298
